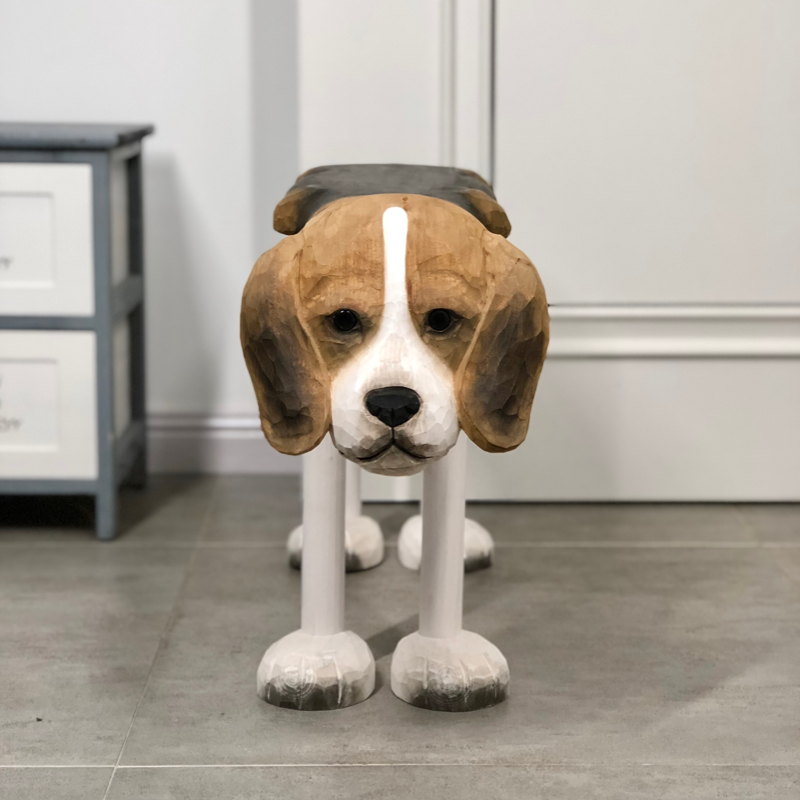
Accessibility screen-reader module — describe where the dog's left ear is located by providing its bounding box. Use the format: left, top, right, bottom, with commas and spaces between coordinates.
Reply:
456, 234, 549, 453
460, 188, 512, 237
273, 186, 323, 235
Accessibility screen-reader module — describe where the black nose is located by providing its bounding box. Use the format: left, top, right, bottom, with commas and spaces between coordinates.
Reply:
365, 386, 421, 428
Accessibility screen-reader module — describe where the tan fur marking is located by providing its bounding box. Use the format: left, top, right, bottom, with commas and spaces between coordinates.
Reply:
404, 196, 548, 452
241, 234, 332, 454
297, 198, 386, 374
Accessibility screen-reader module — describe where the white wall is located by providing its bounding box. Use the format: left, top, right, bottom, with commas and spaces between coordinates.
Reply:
4, 1, 798, 495
496, 0, 800, 305
487, 0, 800, 500
0, 0, 300, 472
298, 0, 800, 501
298, 0, 444, 169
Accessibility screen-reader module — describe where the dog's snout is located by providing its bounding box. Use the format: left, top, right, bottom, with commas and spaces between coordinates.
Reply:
365, 386, 421, 428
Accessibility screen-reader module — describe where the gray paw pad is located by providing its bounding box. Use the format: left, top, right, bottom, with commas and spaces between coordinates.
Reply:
408, 680, 508, 712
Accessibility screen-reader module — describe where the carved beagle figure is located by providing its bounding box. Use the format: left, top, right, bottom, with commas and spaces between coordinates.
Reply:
241, 165, 549, 711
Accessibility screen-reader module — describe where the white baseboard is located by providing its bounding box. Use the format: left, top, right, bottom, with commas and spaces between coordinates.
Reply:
147, 415, 300, 475
147, 305, 800, 493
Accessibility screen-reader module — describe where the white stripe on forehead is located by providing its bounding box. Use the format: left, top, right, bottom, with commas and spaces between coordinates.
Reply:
328, 203, 459, 462
382, 206, 409, 317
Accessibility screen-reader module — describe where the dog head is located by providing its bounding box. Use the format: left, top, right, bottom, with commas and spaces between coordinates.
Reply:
241, 175, 549, 476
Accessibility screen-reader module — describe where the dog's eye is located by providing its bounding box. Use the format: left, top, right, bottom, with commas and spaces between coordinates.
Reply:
425, 308, 458, 333
330, 308, 361, 333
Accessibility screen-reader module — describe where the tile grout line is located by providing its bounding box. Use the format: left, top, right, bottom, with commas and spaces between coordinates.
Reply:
0, 765, 115, 769
100, 479, 221, 800
730, 503, 768, 547
4, 761, 799, 770
492, 541, 798, 549
772, 556, 800, 590
3, 540, 800, 551
733, 503, 800, 585
113, 762, 800, 769
731, 503, 800, 589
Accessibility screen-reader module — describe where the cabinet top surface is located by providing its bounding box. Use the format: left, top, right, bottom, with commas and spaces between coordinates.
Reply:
0, 122, 154, 150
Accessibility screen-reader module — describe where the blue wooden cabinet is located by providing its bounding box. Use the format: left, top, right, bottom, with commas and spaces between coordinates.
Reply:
0, 123, 153, 539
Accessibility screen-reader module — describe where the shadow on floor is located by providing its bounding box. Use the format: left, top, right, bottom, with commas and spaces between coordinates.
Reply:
0, 476, 210, 539
0, 494, 95, 529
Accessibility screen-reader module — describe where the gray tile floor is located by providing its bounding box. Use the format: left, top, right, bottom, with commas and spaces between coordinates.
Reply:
1, 477, 799, 799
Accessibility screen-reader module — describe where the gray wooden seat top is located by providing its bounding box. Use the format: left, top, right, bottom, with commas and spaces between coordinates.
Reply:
279, 163, 506, 236
0, 123, 154, 150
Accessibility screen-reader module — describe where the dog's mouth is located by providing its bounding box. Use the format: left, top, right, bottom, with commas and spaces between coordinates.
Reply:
356, 433, 430, 464
332, 427, 456, 477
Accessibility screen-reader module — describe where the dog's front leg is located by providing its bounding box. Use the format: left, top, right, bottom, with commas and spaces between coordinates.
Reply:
257, 434, 375, 710
391, 435, 509, 711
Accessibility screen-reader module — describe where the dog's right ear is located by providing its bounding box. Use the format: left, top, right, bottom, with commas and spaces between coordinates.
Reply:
240, 236, 331, 455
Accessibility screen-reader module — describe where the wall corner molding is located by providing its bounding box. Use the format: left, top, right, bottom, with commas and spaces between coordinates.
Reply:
547, 304, 800, 358
147, 414, 299, 475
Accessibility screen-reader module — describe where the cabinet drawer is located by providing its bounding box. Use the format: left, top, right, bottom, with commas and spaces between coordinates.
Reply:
0, 331, 98, 479
0, 163, 94, 316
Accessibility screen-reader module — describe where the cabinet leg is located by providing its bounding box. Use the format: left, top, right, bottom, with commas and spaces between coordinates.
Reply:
95, 483, 117, 541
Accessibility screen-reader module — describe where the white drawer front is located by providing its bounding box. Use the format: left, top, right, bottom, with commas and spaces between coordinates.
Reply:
0, 331, 98, 479
0, 163, 94, 316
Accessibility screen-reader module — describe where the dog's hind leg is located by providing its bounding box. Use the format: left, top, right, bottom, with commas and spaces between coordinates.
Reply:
257, 435, 375, 710
343, 461, 385, 569
391, 435, 509, 711
396, 443, 494, 572
288, 460, 385, 572
397, 513, 493, 573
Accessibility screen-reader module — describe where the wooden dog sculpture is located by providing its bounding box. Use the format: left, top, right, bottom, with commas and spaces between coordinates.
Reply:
241, 165, 549, 711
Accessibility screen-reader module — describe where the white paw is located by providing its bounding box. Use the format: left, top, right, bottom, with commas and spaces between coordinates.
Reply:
257, 629, 375, 710
391, 630, 509, 711
397, 515, 494, 572
287, 515, 384, 572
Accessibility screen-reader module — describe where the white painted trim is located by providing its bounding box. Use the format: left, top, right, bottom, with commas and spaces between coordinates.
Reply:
453, 0, 494, 179
147, 415, 262, 432
148, 299, 799, 472
549, 337, 800, 359
439, 0, 456, 166
548, 305, 800, 358
150, 295, 800, 475
440, 0, 494, 176
147, 414, 299, 475
549, 304, 800, 320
